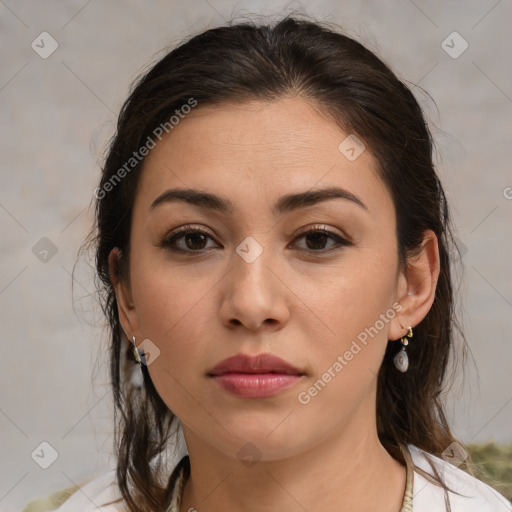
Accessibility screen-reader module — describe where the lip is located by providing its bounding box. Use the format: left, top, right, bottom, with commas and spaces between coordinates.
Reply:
208, 353, 305, 399
208, 353, 303, 376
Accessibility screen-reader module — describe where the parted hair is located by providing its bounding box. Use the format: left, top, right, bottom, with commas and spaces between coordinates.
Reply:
80, 14, 470, 511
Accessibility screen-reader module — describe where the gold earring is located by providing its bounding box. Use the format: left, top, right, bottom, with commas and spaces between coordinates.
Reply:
394, 326, 413, 372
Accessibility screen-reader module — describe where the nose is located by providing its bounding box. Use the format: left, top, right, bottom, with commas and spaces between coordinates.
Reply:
219, 245, 291, 331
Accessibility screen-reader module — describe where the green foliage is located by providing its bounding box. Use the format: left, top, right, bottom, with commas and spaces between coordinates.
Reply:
466, 441, 512, 501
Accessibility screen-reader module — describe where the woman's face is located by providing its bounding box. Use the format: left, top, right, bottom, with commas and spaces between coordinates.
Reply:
112, 97, 413, 461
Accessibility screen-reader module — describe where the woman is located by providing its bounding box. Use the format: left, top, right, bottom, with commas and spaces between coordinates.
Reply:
25, 14, 512, 512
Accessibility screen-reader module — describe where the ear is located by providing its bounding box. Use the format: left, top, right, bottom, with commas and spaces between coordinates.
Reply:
388, 229, 440, 341
108, 247, 140, 342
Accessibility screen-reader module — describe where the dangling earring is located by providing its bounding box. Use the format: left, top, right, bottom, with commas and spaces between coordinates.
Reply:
132, 335, 143, 367
130, 335, 144, 389
394, 326, 413, 372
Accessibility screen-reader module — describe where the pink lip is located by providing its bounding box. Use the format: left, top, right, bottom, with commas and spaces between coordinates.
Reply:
209, 353, 303, 376
208, 353, 304, 399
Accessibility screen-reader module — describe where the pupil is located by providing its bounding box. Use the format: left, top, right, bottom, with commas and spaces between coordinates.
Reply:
186, 233, 207, 250
306, 232, 327, 250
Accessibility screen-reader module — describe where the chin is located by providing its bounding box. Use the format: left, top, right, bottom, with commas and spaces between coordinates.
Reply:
221, 418, 307, 459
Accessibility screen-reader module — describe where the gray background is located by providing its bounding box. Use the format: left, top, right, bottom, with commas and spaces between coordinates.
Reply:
1, 0, 511, 510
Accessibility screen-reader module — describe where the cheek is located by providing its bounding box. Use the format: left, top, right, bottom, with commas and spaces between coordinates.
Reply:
298, 250, 398, 385
131, 246, 216, 336
303, 250, 397, 337
294, 274, 395, 428
134, 281, 214, 417
129, 253, 219, 384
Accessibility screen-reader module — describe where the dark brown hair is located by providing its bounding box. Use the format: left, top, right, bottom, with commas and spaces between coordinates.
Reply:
80, 14, 470, 511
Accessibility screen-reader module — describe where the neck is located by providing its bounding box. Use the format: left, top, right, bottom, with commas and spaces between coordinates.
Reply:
179, 417, 406, 512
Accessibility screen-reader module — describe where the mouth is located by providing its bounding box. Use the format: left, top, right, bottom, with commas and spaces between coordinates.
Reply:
207, 353, 305, 399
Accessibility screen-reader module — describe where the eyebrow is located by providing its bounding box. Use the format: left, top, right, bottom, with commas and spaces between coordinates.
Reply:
149, 186, 368, 215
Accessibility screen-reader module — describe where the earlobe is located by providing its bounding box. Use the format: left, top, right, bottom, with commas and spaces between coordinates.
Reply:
388, 230, 440, 341
108, 247, 138, 340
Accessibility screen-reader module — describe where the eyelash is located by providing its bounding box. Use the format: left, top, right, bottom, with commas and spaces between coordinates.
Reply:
157, 224, 352, 255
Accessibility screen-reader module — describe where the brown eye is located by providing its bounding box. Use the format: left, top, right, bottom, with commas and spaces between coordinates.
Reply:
182, 231, 209, 250
158, 226, 219, 253
158, 224, 351, 255
304, 231, 330, 250
293, 227, 351, 253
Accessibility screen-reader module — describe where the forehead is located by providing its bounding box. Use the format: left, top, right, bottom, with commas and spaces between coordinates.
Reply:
134, 96, 393, 218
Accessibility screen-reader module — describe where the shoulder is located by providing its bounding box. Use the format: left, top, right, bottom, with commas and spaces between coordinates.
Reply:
408, 444, 512, 512
23, 470, 125, 512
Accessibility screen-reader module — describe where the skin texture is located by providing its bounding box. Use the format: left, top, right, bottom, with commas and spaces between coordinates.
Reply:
109, 96, 440, 511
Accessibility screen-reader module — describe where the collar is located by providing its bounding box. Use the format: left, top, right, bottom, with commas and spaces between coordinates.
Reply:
168, 446, 415, 512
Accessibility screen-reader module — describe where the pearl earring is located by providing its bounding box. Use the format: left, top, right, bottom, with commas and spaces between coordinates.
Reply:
394, 326, 413, 372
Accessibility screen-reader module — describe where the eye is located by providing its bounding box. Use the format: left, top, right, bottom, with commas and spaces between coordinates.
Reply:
292, 225, 352, 253
157, 224, 352, 254
157, 225, 219, 252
